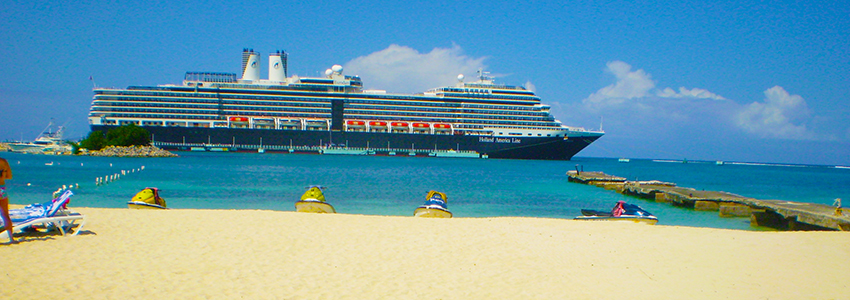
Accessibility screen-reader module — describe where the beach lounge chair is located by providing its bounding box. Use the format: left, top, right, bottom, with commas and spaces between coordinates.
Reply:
0, 190, 86, 239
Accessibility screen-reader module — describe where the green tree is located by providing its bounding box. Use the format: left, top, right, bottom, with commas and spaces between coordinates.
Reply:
106, 124, 150, 146
79, 130, 107, 151
76, 124, 151, 152
67, 140, 81, 155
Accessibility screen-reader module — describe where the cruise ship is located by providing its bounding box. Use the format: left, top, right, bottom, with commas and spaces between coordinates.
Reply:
87, 49, 603, 160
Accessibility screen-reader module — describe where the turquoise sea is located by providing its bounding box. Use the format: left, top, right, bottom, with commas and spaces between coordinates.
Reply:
2, 151, 848, 231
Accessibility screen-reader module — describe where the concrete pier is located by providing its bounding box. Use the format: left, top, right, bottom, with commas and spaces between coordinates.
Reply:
567, 170, 850, 231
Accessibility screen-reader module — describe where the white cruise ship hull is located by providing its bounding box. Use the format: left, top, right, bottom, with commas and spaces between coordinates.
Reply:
94, 125, 600, 160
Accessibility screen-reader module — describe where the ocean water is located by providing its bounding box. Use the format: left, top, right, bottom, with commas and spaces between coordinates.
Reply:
2, 152, 848, 231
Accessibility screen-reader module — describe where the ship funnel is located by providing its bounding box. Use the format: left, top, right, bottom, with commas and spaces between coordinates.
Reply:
269, 50, 288, 82
241, 49, 260, 81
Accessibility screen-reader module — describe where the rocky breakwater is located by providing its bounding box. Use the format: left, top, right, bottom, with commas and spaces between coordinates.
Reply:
87, 145, 178, 157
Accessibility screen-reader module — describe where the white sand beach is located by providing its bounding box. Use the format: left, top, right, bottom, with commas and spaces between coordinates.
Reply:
2, 207, 848, 299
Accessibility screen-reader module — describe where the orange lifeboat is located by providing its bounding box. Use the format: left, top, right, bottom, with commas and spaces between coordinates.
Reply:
346, 120, 366, 126
412, 123, 430, 128
369, 121, 387, 127
433, 123, 451, 129
229, 116, 248, 122
391, 122, 408, 128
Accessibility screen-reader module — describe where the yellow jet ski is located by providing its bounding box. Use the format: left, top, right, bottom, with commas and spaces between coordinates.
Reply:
128, 187, 167, 209
414, 190, 452, 218
295, 186, 336, 213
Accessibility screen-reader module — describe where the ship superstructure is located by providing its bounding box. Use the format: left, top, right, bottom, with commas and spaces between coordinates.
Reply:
88, 49, 603, 160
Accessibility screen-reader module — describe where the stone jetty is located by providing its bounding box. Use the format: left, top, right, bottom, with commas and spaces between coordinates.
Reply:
85, 145, 177, 157
567, 170, 850, 231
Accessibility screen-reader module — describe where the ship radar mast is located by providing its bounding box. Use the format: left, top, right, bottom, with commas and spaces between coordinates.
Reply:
476, 69, 494, 84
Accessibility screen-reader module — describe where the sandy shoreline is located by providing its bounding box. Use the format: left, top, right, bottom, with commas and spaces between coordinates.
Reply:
2, 207, 848, 299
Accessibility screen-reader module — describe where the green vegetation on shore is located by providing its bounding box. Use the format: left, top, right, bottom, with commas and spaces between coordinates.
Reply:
73, 124, 151, 153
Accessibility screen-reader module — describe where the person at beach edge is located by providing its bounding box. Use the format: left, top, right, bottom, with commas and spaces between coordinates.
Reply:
0, 157, 15, 243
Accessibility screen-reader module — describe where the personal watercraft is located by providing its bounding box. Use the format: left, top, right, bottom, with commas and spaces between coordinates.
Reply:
128, 187, 167, 209
295, 186, 336, 213
413, 190, 452, 218
574, 201, 657, 224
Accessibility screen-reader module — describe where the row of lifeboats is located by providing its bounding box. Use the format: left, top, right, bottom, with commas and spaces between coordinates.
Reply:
345, 120, 452, 130
229, 117, 325, 127
226, 116, 453, 132
228, 116, 452, 129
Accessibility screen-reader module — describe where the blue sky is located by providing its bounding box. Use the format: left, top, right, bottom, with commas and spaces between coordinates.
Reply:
1, 1, 848, 165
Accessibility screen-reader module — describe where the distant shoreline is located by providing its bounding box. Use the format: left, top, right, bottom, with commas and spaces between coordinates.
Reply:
1, 144, 177, 157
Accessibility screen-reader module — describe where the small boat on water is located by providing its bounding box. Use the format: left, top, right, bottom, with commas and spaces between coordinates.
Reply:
127, 187, 167, 209
574, 201, 657, 224
295, 186, 336, 213
8, 120, 70, 153
413, 190, 452, 218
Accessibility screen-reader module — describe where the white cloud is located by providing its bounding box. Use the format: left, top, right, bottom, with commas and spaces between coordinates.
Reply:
524, 81, 536, 92
582, 61, 727, 110
565, 61, 841, 164
343, 44, 486, 93
657, 87, 726, 100
735, 86, 813, 140
582, 61, 655, 108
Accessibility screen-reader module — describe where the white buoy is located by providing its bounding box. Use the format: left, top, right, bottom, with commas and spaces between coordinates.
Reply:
27, 183, 31, 186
